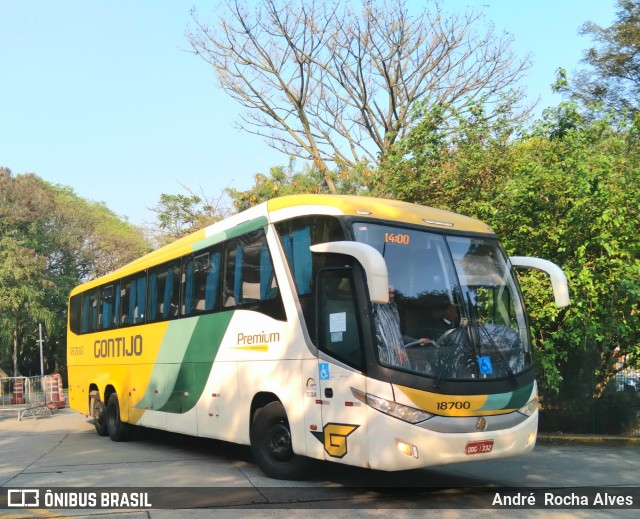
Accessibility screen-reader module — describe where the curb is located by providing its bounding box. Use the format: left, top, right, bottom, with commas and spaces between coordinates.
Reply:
537, 433, 640, 446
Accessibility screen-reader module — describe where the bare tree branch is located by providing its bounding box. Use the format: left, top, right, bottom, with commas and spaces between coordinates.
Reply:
187, 0, 531, 186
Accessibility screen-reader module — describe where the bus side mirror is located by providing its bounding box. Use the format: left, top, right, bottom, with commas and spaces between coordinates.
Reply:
310, 241, 389, 304
510, 256, 570, 308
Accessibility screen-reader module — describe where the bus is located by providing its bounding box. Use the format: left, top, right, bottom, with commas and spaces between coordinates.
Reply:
67, 194, 569, 479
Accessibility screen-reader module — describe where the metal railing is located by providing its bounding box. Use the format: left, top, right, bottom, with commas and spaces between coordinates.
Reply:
0, 375, 66, 420
613, 370, 639, 392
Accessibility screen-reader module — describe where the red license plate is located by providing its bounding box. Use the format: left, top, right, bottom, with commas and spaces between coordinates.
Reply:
465, 440, 494, 455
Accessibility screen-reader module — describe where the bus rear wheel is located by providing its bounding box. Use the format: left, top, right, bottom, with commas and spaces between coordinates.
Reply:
250, 401, 309, 480
92, 395, 108, 437
106, 393, 133, 442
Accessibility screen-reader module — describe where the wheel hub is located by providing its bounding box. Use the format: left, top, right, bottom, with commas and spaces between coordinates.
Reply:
267, 423, 293, 461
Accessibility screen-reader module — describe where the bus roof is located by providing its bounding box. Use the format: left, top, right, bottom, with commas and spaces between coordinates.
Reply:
267, 194, 494, 235
71, 195, 493, 295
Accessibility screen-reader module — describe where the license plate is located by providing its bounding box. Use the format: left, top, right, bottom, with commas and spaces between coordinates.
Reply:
465, 440, 494, 455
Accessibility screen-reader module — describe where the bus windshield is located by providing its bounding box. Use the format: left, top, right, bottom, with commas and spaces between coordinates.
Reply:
353, 223, 531, 381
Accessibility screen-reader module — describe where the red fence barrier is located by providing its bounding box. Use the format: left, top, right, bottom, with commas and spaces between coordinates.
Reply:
9, 377, 24, 405
1, 375, 66, 409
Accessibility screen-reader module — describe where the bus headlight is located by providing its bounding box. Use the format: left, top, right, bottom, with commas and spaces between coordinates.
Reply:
518, 398, 538, 417
351, 388, 433, 424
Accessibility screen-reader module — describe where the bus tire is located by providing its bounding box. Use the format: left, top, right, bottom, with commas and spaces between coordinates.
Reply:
250, 401, 309, 480
106, 393, 133, 442
92, 396, 108, 437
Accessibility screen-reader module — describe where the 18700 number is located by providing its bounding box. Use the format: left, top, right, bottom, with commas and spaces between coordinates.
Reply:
437, 401, 471, 411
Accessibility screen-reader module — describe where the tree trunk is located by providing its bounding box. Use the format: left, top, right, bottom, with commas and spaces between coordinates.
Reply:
315, 158, 336, 193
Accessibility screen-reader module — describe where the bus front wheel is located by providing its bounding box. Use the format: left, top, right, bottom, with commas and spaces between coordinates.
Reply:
250, 401, 309, 480
106, 393, 133, 442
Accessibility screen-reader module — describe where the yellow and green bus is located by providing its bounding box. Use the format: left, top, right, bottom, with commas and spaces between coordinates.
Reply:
67, 195, 569, 479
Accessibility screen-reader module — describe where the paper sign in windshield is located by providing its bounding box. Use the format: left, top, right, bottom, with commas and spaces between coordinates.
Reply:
329, 312, 347, 333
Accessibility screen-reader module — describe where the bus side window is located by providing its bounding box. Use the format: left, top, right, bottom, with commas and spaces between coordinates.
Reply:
316, 268, 365, 371
182, 258, 195, 315
223, 229, 285, 321
205, 252, 222, 311
120, 274, 147, 325
223, 240, 247, 306
275, 216, 346, 342
148, 261, 181, 322
280, 226, 312, 296
276, 216, 345, 298
69, 293, 82, 334
81, 289, 99, 333
99, 284, 119, 330
182, 249, 221, 316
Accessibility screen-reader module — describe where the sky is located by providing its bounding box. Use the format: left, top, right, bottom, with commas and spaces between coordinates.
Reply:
0, 1, 616, 227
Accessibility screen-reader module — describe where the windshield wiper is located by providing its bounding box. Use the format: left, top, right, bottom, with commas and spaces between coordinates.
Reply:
434, 325, 471, 388
466, 293, 518, 387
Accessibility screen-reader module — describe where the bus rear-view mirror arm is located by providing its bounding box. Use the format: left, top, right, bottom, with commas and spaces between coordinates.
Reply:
510, 256, 570, 308
310, 241, 389, 304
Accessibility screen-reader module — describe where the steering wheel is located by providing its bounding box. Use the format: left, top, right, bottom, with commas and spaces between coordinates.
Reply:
431, 328, 458, 347
404, 327, 460, 348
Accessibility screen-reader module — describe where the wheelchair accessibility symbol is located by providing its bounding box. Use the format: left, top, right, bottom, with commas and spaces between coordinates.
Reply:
477, 356, 494, 375
319, 362, 330, 381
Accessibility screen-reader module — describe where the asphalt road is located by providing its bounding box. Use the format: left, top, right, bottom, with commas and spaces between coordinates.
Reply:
0, 408, 638, 519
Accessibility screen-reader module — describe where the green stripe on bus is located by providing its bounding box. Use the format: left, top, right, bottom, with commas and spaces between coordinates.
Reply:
480, 392, 512, 411
505, 381, 534, 410
191, 217, 268, 252
478, 382, 534, 412
157, 311, 234, 414
134, 319, 199, 411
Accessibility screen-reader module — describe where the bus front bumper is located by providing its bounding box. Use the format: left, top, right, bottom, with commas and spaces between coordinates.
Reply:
365, 408, 538, 471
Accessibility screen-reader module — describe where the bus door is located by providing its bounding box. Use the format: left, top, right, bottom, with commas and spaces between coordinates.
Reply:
315, 267, 370, 467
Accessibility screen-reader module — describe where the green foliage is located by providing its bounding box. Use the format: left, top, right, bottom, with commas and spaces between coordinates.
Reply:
0, 168, 151, 376
151, 188, 231, 245
155, 193, 204, 237
226, 158, 373, 211
375, 96, 521, 221
501, 105, 640, 398
377, 101, 640, 400
0, 234, 54, 375
49, 186, 151, 279
561, 0, 640, 118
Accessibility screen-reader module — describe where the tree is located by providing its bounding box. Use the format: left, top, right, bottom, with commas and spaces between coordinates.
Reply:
375, 96, 520, 220
564, 0, 640, 117
378, 101, 640, 402
0, 168, 151, 377
226, 157, 372, 211
226, 161, 325, 212
499, 105, 640, 400
0, 235, 54, 376
150, 187, 231, 244
1, 169, 57, 375
49, 187, 151, 280
188, 0, 530, 191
